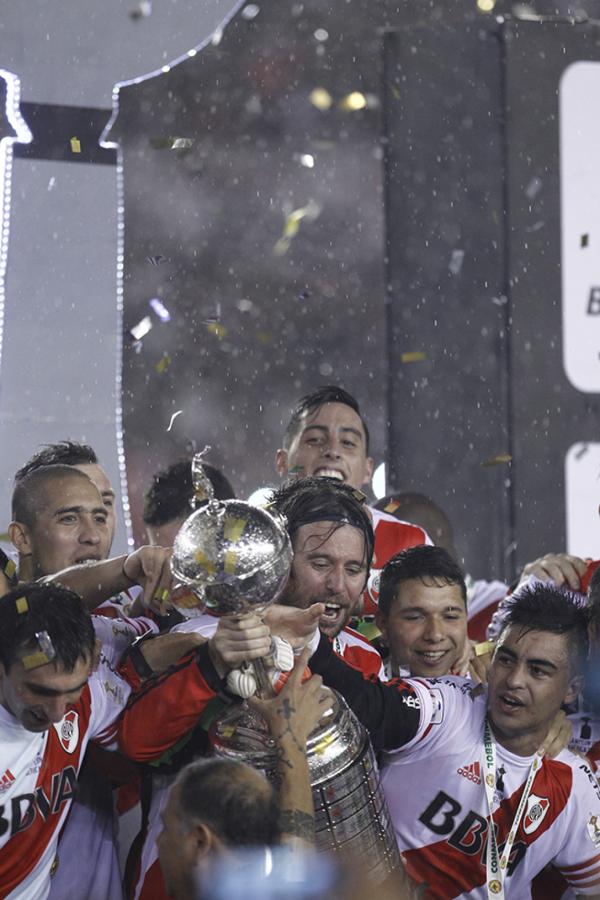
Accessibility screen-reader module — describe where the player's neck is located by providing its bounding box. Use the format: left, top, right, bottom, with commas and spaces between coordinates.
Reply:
488, 715, 546, 758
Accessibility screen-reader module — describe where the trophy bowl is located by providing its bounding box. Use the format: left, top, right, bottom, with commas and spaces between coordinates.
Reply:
171, 499, 293, 616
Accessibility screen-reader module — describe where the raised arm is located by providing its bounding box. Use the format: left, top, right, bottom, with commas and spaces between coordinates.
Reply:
249, 648, 332, 849
118, 613, 271, 761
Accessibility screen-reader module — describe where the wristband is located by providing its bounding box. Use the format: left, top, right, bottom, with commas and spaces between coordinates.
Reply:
121, 555, 137, 586
128, 634, 155, 679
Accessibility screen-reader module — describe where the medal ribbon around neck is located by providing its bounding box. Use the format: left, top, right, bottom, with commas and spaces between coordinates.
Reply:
483, 717, 542, 899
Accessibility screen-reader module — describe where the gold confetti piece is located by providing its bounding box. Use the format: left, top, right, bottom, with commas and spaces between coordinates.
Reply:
309, 87, 333, 111
401, 351, 426, 363
70, 137, 81, 153
274, 200, 322, 255
481, 453, 512, 467
207, 322, 227, 339
314, 733, 335, 755
22, 650, 51, 670
4, 559, 16, 578
474, 640, 495, 657
384, 500, 401, 514
155, 353, 171, 374
224, 549, 237, 575
476, 0, 496, 10
338, 91, 367, 112
224, 517, 247, 543
195, 550, 216, 574
16, 596, 28, 614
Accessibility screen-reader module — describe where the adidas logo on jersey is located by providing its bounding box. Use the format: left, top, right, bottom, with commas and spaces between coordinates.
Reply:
0, 768, 15, 792
457, 762, 482, 784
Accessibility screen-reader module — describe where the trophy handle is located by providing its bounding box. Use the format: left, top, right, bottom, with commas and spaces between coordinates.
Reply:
251, 656, 276, 699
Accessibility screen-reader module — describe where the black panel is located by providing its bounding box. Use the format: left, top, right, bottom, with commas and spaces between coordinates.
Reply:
503, 18, 600, 570
383, 17, 509, 579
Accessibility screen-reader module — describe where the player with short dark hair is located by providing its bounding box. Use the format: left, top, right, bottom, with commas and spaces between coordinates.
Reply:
305, 583, 600, 897
143, 459, 235, 548
376, 545, 469, 679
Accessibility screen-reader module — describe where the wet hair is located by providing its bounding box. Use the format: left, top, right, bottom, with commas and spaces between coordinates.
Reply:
282, 385, 370, 453
14, 441, 98, 482
500, 583, 589, 676
378, 545, 467, 617
587, 566, 600, 631
373, 491, 456, 559
11, 464, 93, 526
270, 476, 374, 570
0, 582, 95, 672
142, 460, 236, 527
176, 758, 280, 846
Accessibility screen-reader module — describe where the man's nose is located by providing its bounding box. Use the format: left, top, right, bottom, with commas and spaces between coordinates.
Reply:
45, 696, 69, 724
422, 617, 444, 643
79, 519, 101, 544
326, 567, 345, 594
504, 663, 526, 689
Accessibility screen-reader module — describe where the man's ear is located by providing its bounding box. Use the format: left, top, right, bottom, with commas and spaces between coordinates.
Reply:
8, 521, 32, 556
275, 448, 289, 478
361, 456, 374, 486
191, 822, 218, 859
564, 674, 584, 707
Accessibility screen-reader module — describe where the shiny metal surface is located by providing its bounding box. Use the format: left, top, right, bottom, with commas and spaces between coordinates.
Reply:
210, 690, 400, 878
171, 496, 293, 616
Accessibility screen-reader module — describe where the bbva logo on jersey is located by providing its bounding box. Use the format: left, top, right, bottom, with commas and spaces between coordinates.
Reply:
523, 794, 550, 835
52, 711, 79, 754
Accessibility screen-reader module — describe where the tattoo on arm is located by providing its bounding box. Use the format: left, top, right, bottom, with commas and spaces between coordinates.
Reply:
279, 808, 315, 843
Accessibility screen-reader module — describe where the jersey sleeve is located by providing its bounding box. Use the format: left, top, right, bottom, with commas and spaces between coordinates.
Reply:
552, 759, 600, 893
309, 632, 434, 751
92, 613, 158, 668
117, 643, 225, 761
87, 654, 133, 748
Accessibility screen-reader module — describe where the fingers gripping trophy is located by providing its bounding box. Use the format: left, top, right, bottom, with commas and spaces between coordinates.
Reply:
171, 455, 401, 880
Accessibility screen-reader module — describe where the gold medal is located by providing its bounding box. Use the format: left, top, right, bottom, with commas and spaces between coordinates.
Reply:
488, 879, 502, 894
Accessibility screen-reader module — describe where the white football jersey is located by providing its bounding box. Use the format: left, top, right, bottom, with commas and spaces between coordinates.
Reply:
0, 652, 130, 899
381, 677, 600, 898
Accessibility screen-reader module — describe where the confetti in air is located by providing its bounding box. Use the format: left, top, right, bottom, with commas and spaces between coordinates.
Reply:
70, 137, 81, 153
130, 0, 152, 17
155, 354, 171, 374
525, 176, 543, 199
241, 3, 260, 18
150, 137, 194, 150
481, 453, 512, 467
146, 255, 166, 267
581, 234, 589, 248
130, 316, 153, 341
207, 322, 227, 339
47, 177, 56, 191
274, 199, 322, 255
167, 410, 183, 432
401, 351, 427, 363
309, 88, 333, 111
149, 298, 171, 322
449, 249, 465, 275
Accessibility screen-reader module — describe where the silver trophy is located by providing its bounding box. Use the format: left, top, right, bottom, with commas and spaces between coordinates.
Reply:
172, 456, 400, 878
171, 454, 293, 618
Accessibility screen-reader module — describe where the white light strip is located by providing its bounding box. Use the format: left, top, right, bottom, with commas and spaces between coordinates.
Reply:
114, 145, 134, 548
0, 69, 32, 384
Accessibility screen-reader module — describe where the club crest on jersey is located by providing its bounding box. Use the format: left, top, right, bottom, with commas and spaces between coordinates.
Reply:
522, 794, 550, 834
367, 569, 381, 605
53, 711, 79, 753
587, 814, 600, 848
